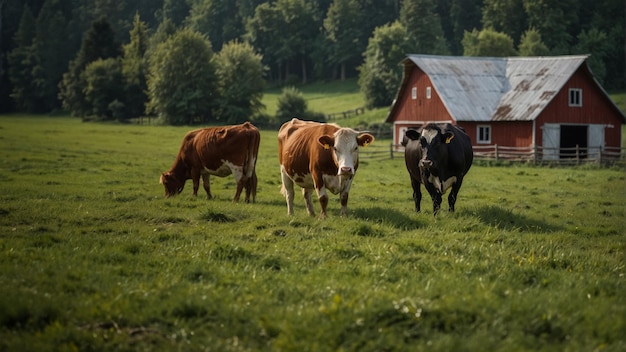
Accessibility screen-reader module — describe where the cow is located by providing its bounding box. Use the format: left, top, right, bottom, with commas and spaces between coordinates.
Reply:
403, 123, 473, 214
160, 122, 260, 203
278, 118, 375, 218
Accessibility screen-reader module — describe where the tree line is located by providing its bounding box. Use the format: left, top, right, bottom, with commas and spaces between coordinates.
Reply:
0, 0, 623, 124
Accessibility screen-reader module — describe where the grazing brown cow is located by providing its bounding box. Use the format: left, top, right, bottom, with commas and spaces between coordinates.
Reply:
278, 118, 374, 217
160, 122, 260, 202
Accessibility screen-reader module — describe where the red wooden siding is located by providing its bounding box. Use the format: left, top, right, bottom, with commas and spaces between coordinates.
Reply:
393, 65, 452, 123
535, 66, 623, 147
460, 122, 533, 147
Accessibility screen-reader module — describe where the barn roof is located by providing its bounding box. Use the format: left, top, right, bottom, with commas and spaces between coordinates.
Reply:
386, 54, 625, 123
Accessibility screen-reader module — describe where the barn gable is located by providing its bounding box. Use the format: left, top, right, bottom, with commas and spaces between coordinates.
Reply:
386, 54, 625, 123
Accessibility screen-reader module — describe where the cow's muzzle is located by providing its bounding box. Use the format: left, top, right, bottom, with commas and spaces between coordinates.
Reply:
339, 166, 354, 176
419, 159, 433, 169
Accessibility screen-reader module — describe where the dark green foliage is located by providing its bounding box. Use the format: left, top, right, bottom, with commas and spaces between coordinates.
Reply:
146, 28, 219, 125
462, 28, 518, 57
58, 17, 121, 117
358, 21, 410, 108
83, 58, 125, 120
214, 40, 266, 123
275, 86, 307, 123
121, 12, 149, 119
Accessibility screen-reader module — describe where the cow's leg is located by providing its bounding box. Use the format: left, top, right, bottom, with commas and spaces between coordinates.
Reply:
191, 170, 201, 196
339, 191, 349, 216
280, 169, 295, 215
448, 178, 463, 212
233, 176, 246, 202
302, 188, 315, 216
317, 187, 329, 219
424, 182, 442, 215
313, 173, 328, 218
201, 173, 212, 199
245, 172, 257, 203
411, 178, 422, 212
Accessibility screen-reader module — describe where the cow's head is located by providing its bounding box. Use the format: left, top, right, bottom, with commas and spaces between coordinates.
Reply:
416, 124, 455, 174
160, 172, 185, 197
318, 128, 375, 176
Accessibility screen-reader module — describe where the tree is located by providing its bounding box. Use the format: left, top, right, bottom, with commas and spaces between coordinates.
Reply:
59, 17, 121, 117
146, 29, 218, 125
245, 2, 283, 81
214, 40, 266, 123
399, 0, 449, 55
276, 86, 307, 124
323, 0, 365, 80
186, 0, 245, 52
358, 21, 411, 109
482, 0, 526, 45
523, 0, 579, 53
518, 27, 549, 56
83, 58, 124, 119
7, 5, 43, 112
462, 28, 518, 57
447, 0, 483, 55
35, 0, 73, 111
121, 12, 149, 118
574, 28, 609, 84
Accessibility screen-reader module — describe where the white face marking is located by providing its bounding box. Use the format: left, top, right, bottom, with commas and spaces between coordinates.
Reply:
333, 129, 360, 175
421, 129, 439, 144
428, 175, 457, 194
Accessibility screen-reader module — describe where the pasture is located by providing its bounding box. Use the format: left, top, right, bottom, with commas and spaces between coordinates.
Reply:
0, 115, 624, 351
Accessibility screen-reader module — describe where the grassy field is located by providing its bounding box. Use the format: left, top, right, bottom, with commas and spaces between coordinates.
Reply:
0, 114, 624, 351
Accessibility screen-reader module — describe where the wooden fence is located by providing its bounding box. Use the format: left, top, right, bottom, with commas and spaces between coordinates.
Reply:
372, 144, 626, 166
325, 107, 366, 120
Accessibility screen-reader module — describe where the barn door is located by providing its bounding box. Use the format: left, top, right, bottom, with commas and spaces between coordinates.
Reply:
542, 124, 560, 160
588, 124, 605, 159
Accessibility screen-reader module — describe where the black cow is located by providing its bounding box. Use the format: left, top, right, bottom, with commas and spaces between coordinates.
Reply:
403, 123, 473, 214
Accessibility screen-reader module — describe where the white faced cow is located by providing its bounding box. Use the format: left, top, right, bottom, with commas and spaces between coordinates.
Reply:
278, 118, 375, 218
403, 123, 473, 214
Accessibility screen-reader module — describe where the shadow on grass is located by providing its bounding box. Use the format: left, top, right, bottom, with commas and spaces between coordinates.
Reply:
463, 205, 563, 233
352, 206, 423, 230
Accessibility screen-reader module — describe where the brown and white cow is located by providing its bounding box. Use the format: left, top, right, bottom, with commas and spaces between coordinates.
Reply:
160, 122, 260, 202
403, 123, 473, 214
278, 118, 374, 217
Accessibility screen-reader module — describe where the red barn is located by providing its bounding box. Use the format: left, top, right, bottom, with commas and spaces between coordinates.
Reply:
385, 55, 625, 161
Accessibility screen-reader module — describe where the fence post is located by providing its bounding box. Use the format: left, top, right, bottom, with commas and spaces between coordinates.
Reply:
575, 145, 580, 164
495, 144, 499, 162
389, 144, 394, 159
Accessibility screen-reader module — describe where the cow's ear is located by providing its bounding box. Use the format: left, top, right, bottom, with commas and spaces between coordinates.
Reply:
357, 133, 375, 147
405, 129, 421, 141
443, 132, 455, 144
318, 135, 334, 150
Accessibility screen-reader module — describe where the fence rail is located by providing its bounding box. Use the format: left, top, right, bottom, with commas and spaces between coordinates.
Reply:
372, 144, 626, 166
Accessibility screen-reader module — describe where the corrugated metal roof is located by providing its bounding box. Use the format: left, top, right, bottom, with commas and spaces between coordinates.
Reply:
402, 54, 589, 122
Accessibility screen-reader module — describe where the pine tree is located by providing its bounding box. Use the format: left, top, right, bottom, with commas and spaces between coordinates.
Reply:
59, 17, 121, 117
122, 12, 149, 118
7, 5, 44, 112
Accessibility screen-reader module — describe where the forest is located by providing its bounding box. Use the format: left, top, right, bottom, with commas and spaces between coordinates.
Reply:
0, 0, 624, 123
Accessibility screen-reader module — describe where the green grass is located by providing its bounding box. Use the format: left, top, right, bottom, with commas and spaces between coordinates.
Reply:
0, 115, 625, 351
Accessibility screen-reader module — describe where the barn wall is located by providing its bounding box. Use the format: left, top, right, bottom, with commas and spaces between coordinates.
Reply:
393, 66, 452, 123
460, 122, 533, 147
536, 66, 624, 148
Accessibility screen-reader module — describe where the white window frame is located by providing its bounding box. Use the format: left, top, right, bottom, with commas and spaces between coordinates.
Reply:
426, 86, 431, 99
568, 88, 582, 107
411, 87, 417, 100
477, 125, 491, 144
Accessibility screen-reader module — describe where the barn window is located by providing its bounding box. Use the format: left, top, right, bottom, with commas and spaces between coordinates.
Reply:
426, 87, 431, 99
411, 87, 417, 100
477, 125, 491, 144
569, 88, 582, 107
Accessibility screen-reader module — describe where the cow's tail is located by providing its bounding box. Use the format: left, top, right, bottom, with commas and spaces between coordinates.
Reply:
243, 123, 260, 201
